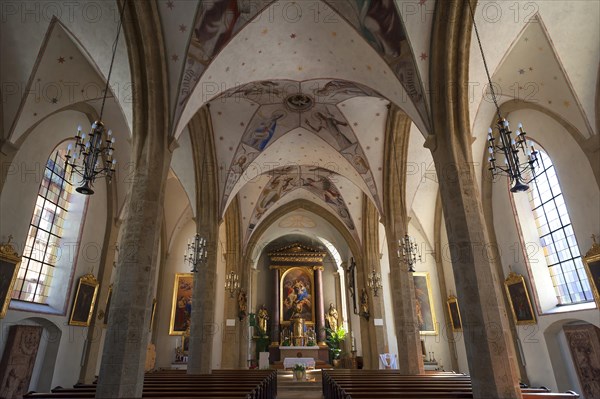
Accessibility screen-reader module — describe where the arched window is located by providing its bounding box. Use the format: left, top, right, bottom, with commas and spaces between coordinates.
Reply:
526, 148, 593, 305
12, 148, 85, 304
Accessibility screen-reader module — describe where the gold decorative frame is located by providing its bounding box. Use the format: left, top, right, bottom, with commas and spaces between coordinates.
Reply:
582, 238, 600, 308
103, 284, 113, 326
279, 266, 315, 326
169, 273, 193, 335
149, 298, 157, 333
446, 295, 463, 332
69, 274, 100, 327
413, 272, 438, 335
0, 238, 21, 319
504, 272, 537, 325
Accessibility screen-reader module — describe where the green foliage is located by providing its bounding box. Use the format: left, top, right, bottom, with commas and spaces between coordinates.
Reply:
292, 363, 306, 372
325, 326, 347, 360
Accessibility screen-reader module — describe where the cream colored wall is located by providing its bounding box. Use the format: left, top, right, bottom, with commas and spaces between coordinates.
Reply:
410, 223, 454, 372
439, 220, 469, 374
154, 218, 195, 369
0, 110, 108, 390
489, 109, 599, 392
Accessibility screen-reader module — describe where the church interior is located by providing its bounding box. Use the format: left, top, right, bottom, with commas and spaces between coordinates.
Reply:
1, 1, 599, 398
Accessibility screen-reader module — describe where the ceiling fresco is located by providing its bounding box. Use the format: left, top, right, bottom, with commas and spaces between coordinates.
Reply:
246, 165, 357, 243
216, 79, 382, 215
323, 0, 430, 131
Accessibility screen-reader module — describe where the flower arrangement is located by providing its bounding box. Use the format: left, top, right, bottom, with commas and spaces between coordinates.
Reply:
326, 326, 347, 360
292, 363, 306, 372
307, 339, 316, 346
282, 338, 291, 346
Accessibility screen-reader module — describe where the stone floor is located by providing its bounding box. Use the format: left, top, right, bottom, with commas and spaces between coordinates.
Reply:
276, 369, 324, 399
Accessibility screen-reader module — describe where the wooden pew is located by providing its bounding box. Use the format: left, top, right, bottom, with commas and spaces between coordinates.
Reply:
322, 370, 580, 399
25, 369, 276, 399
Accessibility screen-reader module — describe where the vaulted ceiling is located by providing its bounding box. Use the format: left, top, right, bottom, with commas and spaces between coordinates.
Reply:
2, 0, 598, 258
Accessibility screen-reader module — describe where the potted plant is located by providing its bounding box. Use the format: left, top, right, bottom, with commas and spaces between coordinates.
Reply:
292, 363, 306, 381
325, 326, 347, 367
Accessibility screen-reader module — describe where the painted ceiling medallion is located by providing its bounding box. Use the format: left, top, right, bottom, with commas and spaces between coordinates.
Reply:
285, 93, 314, 112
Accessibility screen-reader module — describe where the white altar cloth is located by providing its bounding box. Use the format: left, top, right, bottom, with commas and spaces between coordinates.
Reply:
283, 357, 316, 369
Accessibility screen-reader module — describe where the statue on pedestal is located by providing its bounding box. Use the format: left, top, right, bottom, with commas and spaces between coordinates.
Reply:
326, 303, 339, 332
257, 304, 269, 336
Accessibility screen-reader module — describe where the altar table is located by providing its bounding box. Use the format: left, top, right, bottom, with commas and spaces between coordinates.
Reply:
283, 357, 316, 369
279, 345, 320, 360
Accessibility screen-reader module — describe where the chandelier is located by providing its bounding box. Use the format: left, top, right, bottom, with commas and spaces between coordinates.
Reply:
64, 1, 127, 195
468, 0, 539, 192
367, 269, 382, 297
184, 234, 208, 273
398, 234, 421, 273
224, 271, 240, 298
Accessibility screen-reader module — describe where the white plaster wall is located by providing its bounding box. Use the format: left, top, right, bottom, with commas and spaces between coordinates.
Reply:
409, 223, 453, 371
439, 219, 469, 374
154, 219, 195, 369
0, 109, 108, 390
378, 223, 398, 358
489, 108, 600, 391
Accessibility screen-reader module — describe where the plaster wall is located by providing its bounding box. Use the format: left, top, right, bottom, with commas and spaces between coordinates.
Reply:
0, 110, 108, 390
489, 109, 600, 392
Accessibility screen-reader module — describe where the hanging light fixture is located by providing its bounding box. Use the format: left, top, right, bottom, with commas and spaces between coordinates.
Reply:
64, 1, 127, 195
367, 269, 382, 297
224, 271, 240, 298
467, 0, 539, 193
184, 234, 208, 273
398, 234, 421, 273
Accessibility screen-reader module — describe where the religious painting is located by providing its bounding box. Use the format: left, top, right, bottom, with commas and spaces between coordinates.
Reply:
280, 267, 315, 325
0, 325, 43, 399
446, 295, 463, 332
170, 273, 194, 335
563, 324, 600, 398
582, 240, 600, 308
103, 284, 113, 326
412, 272, 437, 335
0, 239, 20, 319
69, 274, 100, 327
504, 272, 536, 325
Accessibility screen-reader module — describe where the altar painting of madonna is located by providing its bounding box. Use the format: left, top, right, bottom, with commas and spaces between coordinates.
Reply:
280, 267, 315, 325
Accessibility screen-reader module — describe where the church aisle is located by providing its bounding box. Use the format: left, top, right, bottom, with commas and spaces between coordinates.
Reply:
276, 370, 324, 399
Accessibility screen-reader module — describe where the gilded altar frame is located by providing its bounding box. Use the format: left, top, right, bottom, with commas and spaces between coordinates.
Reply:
279, 266, 316, 326
170, 273, 194, 335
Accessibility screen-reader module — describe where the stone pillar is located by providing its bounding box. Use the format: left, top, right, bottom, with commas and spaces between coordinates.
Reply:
382, 104, 425, 375
95, 128, 172, 398
428, 1, 522, 396
187, 107, 220, 375
270, 268, 280, 345
95, 2, 172, 395
314, 266, 326, 345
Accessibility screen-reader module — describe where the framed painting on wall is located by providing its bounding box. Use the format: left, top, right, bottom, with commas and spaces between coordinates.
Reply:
170, 273, 193, 335
280, 266, 315, 325
413, 272, 438, 335
69, 274, 100, 327
446, 295, 463, 332
0, 238, 20, 319
504, 272, 536, 325
582, 237, 600, 308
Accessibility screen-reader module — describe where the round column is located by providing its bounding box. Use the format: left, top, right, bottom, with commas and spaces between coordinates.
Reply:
314, 266, 326, 345
271, 268, 280, 344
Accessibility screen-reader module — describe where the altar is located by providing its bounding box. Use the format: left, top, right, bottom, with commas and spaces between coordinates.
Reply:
279, 345, 320, 360
282, 356, 316, 370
